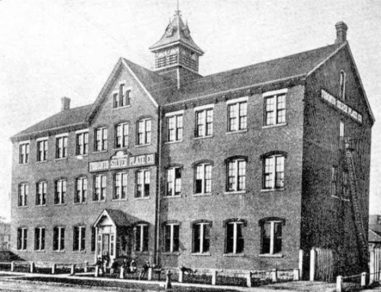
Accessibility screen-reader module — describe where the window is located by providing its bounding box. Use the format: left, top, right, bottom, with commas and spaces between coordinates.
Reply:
331, 166, 338, 196
19, 142, 29, 164
227, 101, 247, 132
113, 83, 130, 108
73, 226, 86, 251
37, 139, 48, 162
195, 163, 212, 194
54, 179, 66, 204
75, 176, 87, 203
342, 170, 349, 198
261, 220, 283, 255
18, 183, 28, 206
137, 119, 151, 145
34, 227, 45, 251
135, 224, 148, 252
164, 223, 179, 253
167, 114, 183, 142
166, 167, 181, 197
339, 121, 345, 148
56, 136, 68, 158
136, 170, 150, 198
263, 154, 285, 189
115, 123, 129, 148
195, 108, 213, 137
264, 93, 286, 126
17, 228, 27, 250
227, 158, 246, 192
36, 181, 47, 206
339, 71, 346, 100
93, 174, 106, 201
225, 221, 244, 254
53, 226, 65, 251
95, 127, 108, 151
91, 227, 96, 252
192, 222, 210, 254
76, 132, 88, 155
114, 172, 127, 200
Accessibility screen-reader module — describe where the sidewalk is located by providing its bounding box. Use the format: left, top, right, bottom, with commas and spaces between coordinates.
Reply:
0, 271, 337, 292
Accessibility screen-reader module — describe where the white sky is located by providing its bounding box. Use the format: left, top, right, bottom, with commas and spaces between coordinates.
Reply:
0, 0, 380, 221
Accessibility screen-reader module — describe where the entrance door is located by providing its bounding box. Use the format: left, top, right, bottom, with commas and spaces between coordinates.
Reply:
102, 234, 110, 255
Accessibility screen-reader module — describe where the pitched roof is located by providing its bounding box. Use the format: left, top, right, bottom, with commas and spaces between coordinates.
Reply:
170, 43, 341, 103
12, 104, 91, 140
149, 10, 204, 54
94, 209, 140, 227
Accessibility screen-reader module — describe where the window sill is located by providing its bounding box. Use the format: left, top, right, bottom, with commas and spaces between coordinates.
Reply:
135, 144, 151, 148
135, 196, 150, 200
17, 205, 29, 209
36, 160, 47, 164
331, 195, 350, 202
193, 135, 213, 140
165, 140, 183, 145
75, 154, 88, 159
162, 252, 180, 256
258, 253, 283, 258
16, 249, 28, 252
55, 157, 68, 161
18, 163, 29, 166
34, 250, 46, 253
224, 191, 246, 195
53, 250, 66, 253
262, 123, 287, 129
113, 105, 131, 110
112, 198, 127, 201
163, 195, 182, 199
93, 150, 108, 154
35, 204, 47, 207
226, 129, 247, 135
73, 202, 87, 205
191, 252, 211, 256
260, 188, 285, 193
53, 203, 67, 206
73, 250, 87, 254
92, 200, 106, 203
193, 193, 212, 197
223, 253, 245, 257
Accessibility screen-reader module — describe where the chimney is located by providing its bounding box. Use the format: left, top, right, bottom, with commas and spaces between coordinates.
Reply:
335, 21, 348, 44
61, 97, 71, 111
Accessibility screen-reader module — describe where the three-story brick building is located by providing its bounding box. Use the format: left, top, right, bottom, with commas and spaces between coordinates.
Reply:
11, 10, 373, 277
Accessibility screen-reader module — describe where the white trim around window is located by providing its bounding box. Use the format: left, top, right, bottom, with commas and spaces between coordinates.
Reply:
262, 88, 288, 97
226, 96, 248, 105
193, 104, 214, 111
165, 110, 185, 117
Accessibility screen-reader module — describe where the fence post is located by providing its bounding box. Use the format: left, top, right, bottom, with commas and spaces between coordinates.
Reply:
369, 249, 375, 284
120, 266, 125, 279
30, 262, 35, 273
336, 275, 343, 292
178, 267, 184, 283
10, 261, 14, 272
165, 270, 172, 289
211, 269, 217, 285
309, 248, 316, 281
94, 265, 99, 277
246, 271, 252, 287
70, 264, 75, 275
271, 268, 278, 283
84, 261, 88, 273
51, 263, 56, 274
361, 272, 367, 287
148, 267, 153, 281
293, 268, 300, 281
298, 249, 304, 280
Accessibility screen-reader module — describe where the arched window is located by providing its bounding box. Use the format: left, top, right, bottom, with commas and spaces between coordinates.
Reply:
225, 156, 247, 192
224, 218, 247, 254
36, 180, 47, 206
259, 217, 285, 255
192, 220, 212, 254
163, 221, 180, 253
193, 160, 213, 194
261, 151, 287, 190
339, 70, 346, 100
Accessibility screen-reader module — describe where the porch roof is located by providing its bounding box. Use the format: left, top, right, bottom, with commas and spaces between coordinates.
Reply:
94, 209, 139, 228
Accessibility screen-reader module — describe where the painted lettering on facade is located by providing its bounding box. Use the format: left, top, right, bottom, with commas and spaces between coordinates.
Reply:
321, 89, 363, 123
89, 153, 156, 172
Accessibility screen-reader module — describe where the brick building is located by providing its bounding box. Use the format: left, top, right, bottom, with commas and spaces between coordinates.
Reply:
11, 10, 373, 277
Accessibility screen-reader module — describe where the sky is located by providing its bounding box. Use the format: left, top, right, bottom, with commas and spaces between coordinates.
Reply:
0, 0, 380, 221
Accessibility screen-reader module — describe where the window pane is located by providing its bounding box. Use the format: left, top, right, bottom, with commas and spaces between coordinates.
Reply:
274, 222, 282, 254
236, 224, 244, 253
261, 222, 271, 254
226, 223, 234, 253
193, 224, 200, 253
203, 224, 210, 252
173, 225, 179, 252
